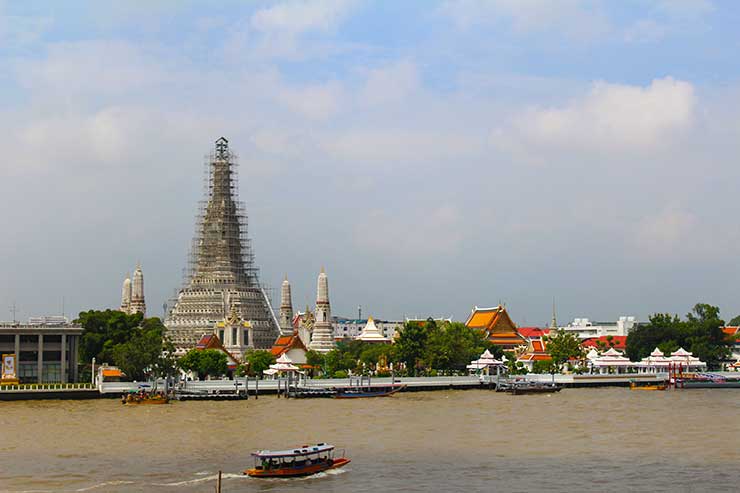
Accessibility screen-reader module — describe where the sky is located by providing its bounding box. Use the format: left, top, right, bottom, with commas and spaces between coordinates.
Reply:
1, 0, 739, 326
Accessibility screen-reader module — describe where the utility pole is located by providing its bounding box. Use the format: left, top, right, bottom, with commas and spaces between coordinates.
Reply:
10, 302, 18, 323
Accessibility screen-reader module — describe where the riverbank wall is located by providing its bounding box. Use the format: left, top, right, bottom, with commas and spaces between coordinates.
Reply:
0, 373, 683, 400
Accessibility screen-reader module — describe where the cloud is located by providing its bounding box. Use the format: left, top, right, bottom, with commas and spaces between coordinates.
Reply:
359, 60, 420, 106
251, 0, 359, 34
631, 206, 698, 260
439, 0, 611, 40
494, 77, 695, 156
354, 205, 465, 258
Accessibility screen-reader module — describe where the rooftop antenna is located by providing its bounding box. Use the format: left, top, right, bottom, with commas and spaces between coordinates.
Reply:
61, 296, 65, 319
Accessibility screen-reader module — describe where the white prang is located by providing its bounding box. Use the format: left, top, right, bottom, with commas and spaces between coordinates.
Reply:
119, 265, 146, 316
279, 275, 294, 335
356, 316, 390, 343
308, 267, 336, 353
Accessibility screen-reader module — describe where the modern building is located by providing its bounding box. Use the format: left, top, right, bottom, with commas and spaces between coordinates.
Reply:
308, 268, 336, 353
558, 316, 638, 339
333, 317, 402, 340
0, 317, 82, 383
120, 264, 146, 316
165, 137, 281, 352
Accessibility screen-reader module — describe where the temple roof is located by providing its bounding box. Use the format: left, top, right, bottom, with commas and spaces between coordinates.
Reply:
195, 333, 240, 365
581, 336, 627, 350
270, 331, 307, 357
465, 305, 526, 348
356, 316, 390, 343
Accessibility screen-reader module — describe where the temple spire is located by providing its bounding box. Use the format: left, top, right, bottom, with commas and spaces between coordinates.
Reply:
309, 267, 335, 353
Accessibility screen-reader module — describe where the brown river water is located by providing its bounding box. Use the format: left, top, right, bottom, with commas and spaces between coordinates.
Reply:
1, 388, 739, 492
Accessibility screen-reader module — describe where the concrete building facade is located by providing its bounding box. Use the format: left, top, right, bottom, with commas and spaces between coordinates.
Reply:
0, 318, 82, 383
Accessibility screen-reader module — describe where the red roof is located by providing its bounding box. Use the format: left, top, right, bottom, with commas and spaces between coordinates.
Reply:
722, 326, 740, 342
270, 331, 307, 357
581, 336, 627, 350
518, 327, 550, 338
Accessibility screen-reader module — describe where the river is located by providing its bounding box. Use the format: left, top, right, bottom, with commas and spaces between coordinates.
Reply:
1, 388, 739, 492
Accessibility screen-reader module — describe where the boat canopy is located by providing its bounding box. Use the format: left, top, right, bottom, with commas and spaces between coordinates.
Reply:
251, 443, 334, 458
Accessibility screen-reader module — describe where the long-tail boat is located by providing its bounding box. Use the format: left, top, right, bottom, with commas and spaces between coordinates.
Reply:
245, 443, 350, 478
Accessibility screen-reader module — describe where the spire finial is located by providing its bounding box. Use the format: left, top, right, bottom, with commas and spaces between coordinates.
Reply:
215, 136, 229, 159
321, 265, 325, 274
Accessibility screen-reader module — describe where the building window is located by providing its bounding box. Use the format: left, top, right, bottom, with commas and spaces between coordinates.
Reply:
219, 329, 225, 342
232, 327, 237, 345
20, 335, 38, 344
244, 329, 249, 345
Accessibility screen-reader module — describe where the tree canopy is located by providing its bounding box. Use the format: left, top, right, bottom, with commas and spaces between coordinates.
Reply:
76, 310, 174, 381
177, 349, 228, 379
242, 350, 276, 376
544, 330, 585, 372
625, 303, 730, 368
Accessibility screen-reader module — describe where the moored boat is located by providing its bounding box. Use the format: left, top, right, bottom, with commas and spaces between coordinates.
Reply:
507, 381, 561, 395
629, 381, 667, 391
245, 443, 350, 478
121, 391, 170, 405
334, 384, 405, 399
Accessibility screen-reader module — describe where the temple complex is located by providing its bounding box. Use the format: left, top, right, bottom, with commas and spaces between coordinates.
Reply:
165, 137, 280, 352
119, 264, 146, 316
308, 268, 335, 353
465, 305, 526, 351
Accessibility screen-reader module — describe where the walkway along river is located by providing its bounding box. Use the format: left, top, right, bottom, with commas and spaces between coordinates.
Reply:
1, 388, 739, 492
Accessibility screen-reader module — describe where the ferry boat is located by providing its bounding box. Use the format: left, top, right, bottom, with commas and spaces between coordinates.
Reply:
121, 391, 170, 405
629, 381, 667, 391
675, 373, 740, 389
245, 443, 350, 478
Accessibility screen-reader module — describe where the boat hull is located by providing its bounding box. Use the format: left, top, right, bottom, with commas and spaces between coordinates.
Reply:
246, 457, 350, 478
333, 385, 405, 399
509, 387, 561, 395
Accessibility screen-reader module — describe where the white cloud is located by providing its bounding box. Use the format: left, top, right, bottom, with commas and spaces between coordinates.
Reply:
251, 0, 359, 34
439, 0, 611, 40
631, 207, 698, 259
354, 205, 465, 258
274, 79, 345, 120
495, 77, 695, 155
359, 60, 420, 106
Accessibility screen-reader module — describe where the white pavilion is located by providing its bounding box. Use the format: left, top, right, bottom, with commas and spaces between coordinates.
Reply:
356, 317, 391, 343
667, 347, 706, 371
467, 349, 504, 374
588, 347, 636, 374
635, 347, 672, 373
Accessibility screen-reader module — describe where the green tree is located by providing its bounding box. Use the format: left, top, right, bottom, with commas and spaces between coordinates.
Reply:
76, 310, 143, 364
626, 304, 730, 369
177, 349, 228, 379
729, 315, 740, 326
545, 330, 585, 371
111, 319, 169, 381
243, 350, 276, 377
395, 320, 431, 375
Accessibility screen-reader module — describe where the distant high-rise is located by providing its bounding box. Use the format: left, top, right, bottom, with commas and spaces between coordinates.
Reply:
308, 267, 335, 353
165, 137, 280, 351
279, 275, 294, 335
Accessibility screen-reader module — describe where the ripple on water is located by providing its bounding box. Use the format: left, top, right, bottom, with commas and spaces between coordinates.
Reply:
1, 389, 739, 492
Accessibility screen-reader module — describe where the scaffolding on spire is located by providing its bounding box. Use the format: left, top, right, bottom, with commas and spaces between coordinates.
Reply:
165, 137, 280, 353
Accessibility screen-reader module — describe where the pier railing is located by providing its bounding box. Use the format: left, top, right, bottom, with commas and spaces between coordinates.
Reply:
0, 382, 95, 392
